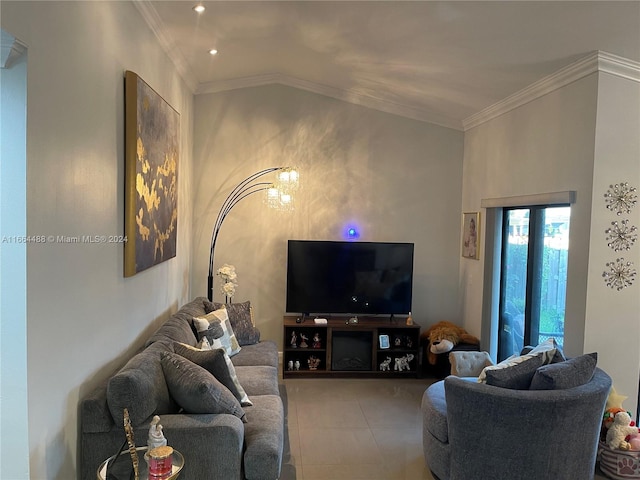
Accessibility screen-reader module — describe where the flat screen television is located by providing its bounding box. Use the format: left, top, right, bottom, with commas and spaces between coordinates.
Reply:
286, 240, 414, 316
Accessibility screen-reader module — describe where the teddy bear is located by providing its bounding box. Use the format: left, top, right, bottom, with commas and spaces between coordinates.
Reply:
606, 411, 640, 450
420, 320, 480, 365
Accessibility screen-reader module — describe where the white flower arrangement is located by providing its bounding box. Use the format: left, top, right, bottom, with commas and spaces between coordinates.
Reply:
217, 264, 238, 300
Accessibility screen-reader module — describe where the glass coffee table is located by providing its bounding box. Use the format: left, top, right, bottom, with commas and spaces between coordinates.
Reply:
97, 446, 184, 480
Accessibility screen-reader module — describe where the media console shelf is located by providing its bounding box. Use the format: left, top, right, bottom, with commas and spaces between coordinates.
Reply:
282, 316, 421, 378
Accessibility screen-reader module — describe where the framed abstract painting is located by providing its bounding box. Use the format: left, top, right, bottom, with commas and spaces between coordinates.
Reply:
124, 71, 179, 277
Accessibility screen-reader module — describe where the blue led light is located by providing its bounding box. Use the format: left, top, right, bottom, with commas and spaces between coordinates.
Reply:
345, 226, 360, 240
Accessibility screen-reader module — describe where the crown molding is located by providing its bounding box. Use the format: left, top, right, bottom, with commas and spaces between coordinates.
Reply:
198, 73, 463, 130
132, 1, 639, 132
598, 51, 640, 83
135, 0, 459, 127
1, 30, 27, 69
463, 51, 640, 131
133, 0, 199, 92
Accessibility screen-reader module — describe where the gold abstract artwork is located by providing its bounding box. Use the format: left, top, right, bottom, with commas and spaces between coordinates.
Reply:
124, 71, 179, 277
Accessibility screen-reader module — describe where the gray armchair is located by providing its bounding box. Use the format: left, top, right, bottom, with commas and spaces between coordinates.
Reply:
422, 368, 612, 480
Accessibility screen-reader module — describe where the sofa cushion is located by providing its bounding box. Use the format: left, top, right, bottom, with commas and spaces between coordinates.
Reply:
107, 342, 177, 427
242, 394, 285, 480
160, 351, 246, 422
530, 353, 598, 390
193, 308, 241, 356
173, 342, 252, 406
205, 300, 261, 346
230, 341, 279, 367
235, 366, 280, 396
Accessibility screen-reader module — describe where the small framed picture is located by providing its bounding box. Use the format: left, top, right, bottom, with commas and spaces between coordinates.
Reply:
462, 212, 480, 260
379, 334, 390, 349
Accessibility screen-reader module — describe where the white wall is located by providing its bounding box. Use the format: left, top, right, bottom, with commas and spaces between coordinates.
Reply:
463, 73, 599, 347
1, 2, 194, 478
191, 84, 465, 348
462, 71, 640, 416
1, 44, 29, 479
586, 72, 640, 417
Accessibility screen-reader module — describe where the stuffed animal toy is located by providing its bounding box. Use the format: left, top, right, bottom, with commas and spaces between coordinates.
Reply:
606, 411, 640, 450
421, 321, 480, 365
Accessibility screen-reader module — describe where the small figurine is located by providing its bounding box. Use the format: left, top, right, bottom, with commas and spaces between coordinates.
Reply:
379, 356, 392, 371
406, 312, 414, 326
394, 354, 414, 372
145, 415, 167, 460
290, 331, 297, 348
312, 333, 322, 349
294, 360, 301, 371
299, 333, 309, 349
287, 360, 294, 371
394, 336, 402, 347
405, 336, 413, 349
308, 356, 321, 370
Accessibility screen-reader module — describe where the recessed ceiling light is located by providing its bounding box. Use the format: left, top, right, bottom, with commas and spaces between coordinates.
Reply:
193, 4, 205, 13
209, 49, 218, 56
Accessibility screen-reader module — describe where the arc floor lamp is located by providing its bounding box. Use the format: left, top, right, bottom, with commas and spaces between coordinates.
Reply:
207, 166, 299, 301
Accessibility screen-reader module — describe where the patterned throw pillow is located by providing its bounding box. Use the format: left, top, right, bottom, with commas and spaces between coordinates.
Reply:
173, 342, 252, 406
192, 313, 224, 344
204, 300, 260, 346
193, 308, 241, 356
160, 351, 246, 422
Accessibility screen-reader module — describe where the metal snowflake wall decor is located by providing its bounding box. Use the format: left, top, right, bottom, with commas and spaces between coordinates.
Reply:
602, 258, 637, 291
605, 219, 638, 252
604, 182, 638, 216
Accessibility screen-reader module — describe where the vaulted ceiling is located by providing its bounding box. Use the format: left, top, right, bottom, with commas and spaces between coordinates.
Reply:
137, 1, 640, 129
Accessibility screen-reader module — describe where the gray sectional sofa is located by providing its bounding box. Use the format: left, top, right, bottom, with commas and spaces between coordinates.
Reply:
80, 297, 284, 480
421, 343, 612, 480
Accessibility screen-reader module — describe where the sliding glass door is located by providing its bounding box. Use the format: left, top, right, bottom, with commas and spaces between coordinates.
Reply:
498, 206, 570, 361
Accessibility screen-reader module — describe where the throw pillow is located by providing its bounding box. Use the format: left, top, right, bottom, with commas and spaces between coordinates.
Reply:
160, 351, 246, 422
204, 300, 260, 346
478, 337, 559, 384
196, 337, 213, 350
192, 314, 224, 342
173, 343, 252, 406
193, 308, 241, 356
521, 338, 566, 363
484, 353, 544, 389
529, 352, 598, 390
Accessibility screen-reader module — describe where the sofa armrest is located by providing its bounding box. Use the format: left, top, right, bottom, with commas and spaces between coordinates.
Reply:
80, 378, 115, 433
160, 414, 245, 480
81, 413, 245, 480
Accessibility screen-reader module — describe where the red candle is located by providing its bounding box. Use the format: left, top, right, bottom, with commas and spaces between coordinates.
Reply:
148, 446, 173, 477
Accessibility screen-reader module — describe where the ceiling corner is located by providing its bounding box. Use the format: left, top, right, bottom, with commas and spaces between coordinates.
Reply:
132, 0, 199, 92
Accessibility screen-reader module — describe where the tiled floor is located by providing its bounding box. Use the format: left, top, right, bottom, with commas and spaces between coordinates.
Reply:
279, 377, 437, 480
278, 377, 610, 480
